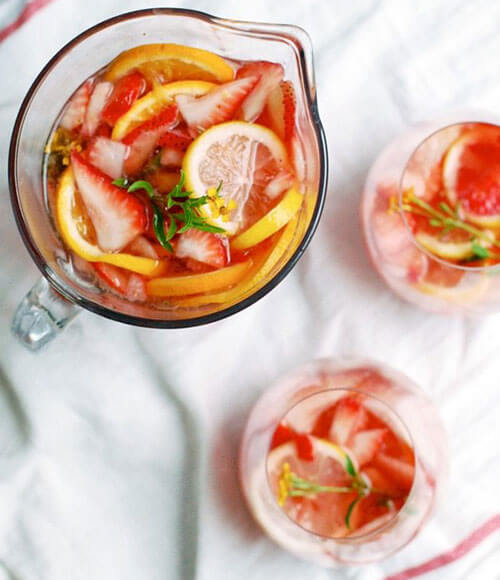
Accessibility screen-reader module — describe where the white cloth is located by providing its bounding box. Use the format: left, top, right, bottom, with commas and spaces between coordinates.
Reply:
0, 1, 499, 579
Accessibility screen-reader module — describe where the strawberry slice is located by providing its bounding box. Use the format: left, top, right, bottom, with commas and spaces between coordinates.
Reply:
175, 77, 258, 132
60, 80, 92, 131
94, 262, 128, 292
264, 169, 295, 199
126, 235, 159, 260
126, 273, 148, 302
101, 72, 147, 126
371, 453, 415, 493
270, 422, 297, 449
347, 428, 387, 467
160, 147, 184, 167
71, 151, 147, 252
175, 229, 229, 269
328, 397, 367, 445
237, 61, 284, 122
93, 263, 147, 302
82, 82, 113, 137
294, 434, 315, 462
122, 104, 178, 175
266, 80, 296, 143
157, 127, 193, 151
88, 137, 129, 180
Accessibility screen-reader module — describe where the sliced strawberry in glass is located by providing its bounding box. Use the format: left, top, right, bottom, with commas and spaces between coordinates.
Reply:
101, 71, 147, 126
122, 104, 178, 175
81, 82, 113, 137
71, 151, 147, 252
88, 136, 128, 180
60, 79, 92, 131
237, 61, 284, 122
175, 76, 258, 132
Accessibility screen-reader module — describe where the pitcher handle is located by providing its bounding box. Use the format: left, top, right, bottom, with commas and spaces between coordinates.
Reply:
11, 278, 79, 351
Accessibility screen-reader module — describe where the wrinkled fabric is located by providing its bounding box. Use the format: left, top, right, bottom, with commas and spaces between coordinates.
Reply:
0, 1, 499, 579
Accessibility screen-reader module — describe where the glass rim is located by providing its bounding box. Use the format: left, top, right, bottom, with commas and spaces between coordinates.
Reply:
8, 7, 328, 329
265, 385, 418, 544
398, 119, 500, 273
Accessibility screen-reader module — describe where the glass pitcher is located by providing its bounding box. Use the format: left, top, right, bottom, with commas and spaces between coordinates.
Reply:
9, 7, 328, 350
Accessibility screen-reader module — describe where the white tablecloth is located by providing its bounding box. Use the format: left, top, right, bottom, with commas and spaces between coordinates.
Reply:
0, 1, 499, 579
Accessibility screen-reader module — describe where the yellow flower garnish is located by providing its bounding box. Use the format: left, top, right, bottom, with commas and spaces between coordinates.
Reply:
205, 184, 237, 221
277, 462, 292, 506
388, 194, 399, 215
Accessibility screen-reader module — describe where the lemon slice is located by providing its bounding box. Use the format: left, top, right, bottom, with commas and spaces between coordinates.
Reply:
146, 260, 252, 297
416, 274, 489, 303
231, 187, 302, 250
104, 43, 234, 84
56, 167, 166, 276
183, 121, 289, 235
415, 232, 476, 261
112, 80, 216, 140
174, 216, 299, 307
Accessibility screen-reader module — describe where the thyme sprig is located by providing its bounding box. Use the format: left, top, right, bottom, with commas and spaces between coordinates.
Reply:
278, 453, 377, 530
113, 171, 227, 252
400, 188, 500, 260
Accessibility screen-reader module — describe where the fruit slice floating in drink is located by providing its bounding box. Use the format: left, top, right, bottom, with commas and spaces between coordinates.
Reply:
45, 44, 306, 306
362, 121, 500, 313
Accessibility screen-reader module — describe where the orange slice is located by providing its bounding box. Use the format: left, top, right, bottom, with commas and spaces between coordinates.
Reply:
146, 260, 252, 297
112, 80, 216, 140
173, 216, 299, 307
104, 44, 234, 85
56, 167, 166, 276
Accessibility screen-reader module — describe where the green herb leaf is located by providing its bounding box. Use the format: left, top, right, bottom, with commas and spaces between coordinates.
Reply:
429, 218, 442, 227
345, 453, 357, 477
152, 202, 173, 252
113, 177, 128, 188
471, 242, 489, 259
128, 180, 155, 198
345, 497, 360, 529
166, 214, 178, 242
439, 202, 454, 216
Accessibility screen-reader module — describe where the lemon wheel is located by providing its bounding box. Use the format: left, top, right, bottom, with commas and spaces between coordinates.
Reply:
183, 121, 290, 235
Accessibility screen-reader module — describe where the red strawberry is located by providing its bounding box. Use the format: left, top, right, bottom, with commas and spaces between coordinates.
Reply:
372, 453, 415, 493
264, 169, 295, 199
82, 82, 113, 137
157, 127, 193, 151
175, 77, 258, 132
236, 61, 284, 122
270, 422, 297, 449
347, 428, 387, 467
88, 137, 129, 179
122, 104, 178, 175
266, 80, 296, 142
160, 147, 184, 167
294, 434, 315, 462
60, 80, 93, 131
126, 235, 159, 260
126, 273, 148, 302
93, 263, 147, 302
94, 262, 128, 292
329, 397, 367, 445
71, 151, 147, 252
175, 229, 229, 269
101, 72, 147, 126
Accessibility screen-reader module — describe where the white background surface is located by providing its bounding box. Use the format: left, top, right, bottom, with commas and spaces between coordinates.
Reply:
0, 1, 499, 579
